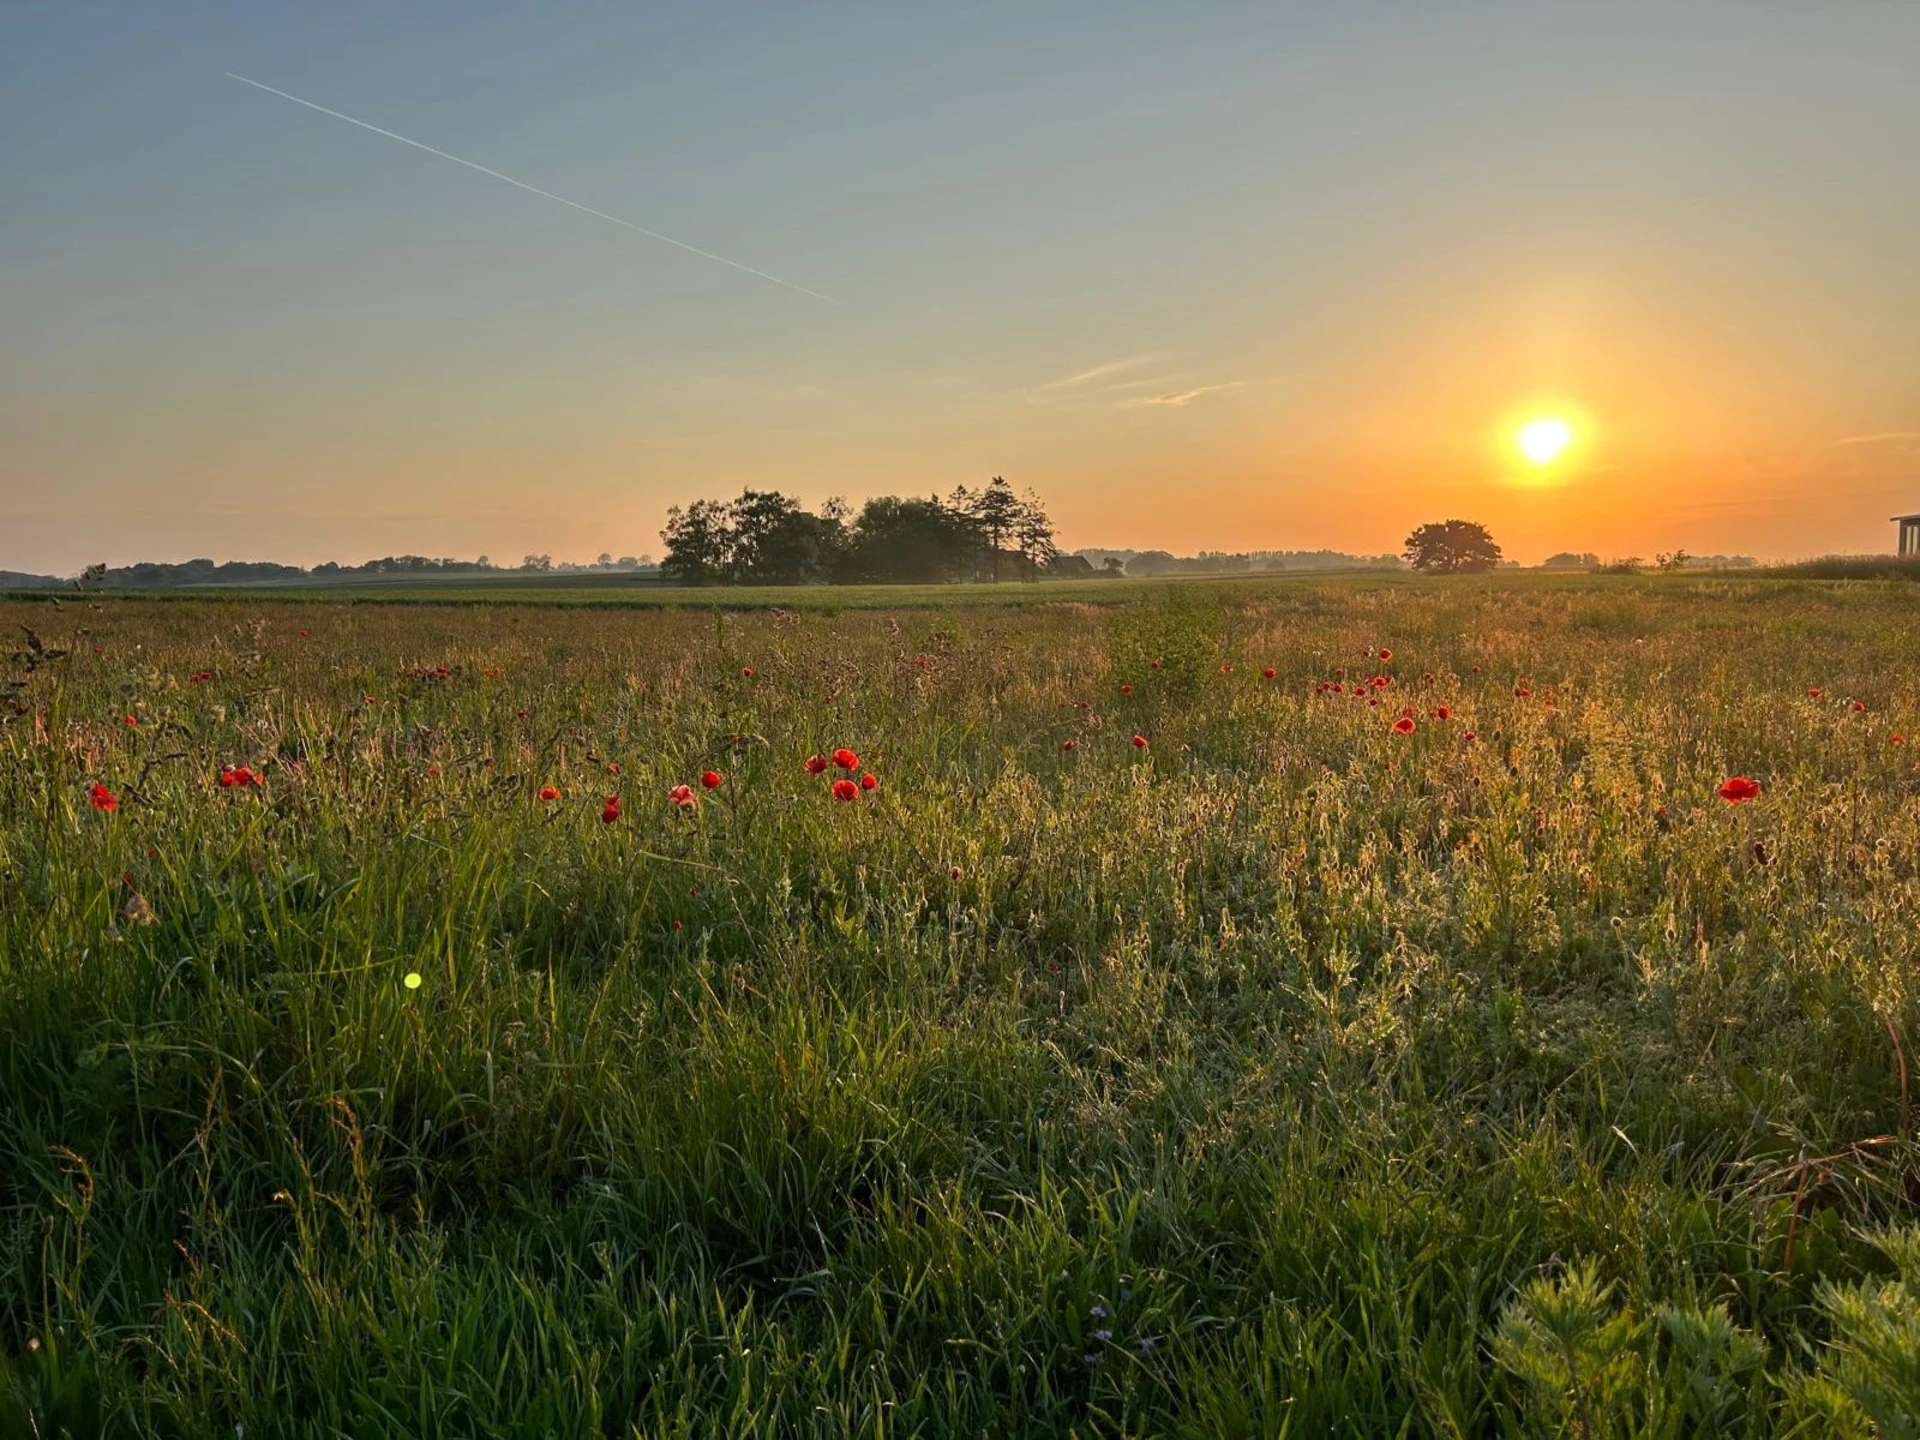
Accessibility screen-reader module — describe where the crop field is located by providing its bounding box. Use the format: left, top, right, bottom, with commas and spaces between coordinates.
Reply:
4, 576, 1919, 1437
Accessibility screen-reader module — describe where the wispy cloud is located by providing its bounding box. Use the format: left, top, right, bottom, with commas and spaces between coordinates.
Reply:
1038, 355, 1156, 391
223, 72, 837, 304
1101, 375, 1186, 392
1120, 381, 1245, 409
1830, 431, 1920, 446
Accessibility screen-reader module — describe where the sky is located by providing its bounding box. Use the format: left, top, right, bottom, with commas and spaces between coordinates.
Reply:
3, 1, 1918, 573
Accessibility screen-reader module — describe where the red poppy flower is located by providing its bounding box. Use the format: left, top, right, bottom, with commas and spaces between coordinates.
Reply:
124, 715, 137, 727
1263, 667, 1277, 679
1806, 687, 1823, 698
1119, 684, 1133, 695
1352, 685, 1367, 696
219, 766, 258, 789
538, 786, 560, 801
1132, 734, 1147, 748
832, 748, 859, 771
672, 920, 683, 931
606, 762, 621, 776
949, 866, 963, 880
1462, 731, 1477, 742
1392, 717, 1416, 734
700, 770, 722, 789
601, 796, 621, 823
1063, 739, 1077, 750
1852, 699, 1867, 713
1515, 686, 1533, 698
1422, 672, 1434, 684
667, 784, 696, 809
298, 629, 309, 638
831, 778, 859, 801
804, 754, 828, 775
1334, 667, 1345, 678
1378, 649, 1392, 661
1150, 660, 1161, 670
860, 772, 878, 791
1892, 733, 1907, 745
1431, 705, 1451, 720
914, 655, 928, 667
425, 765, 441, 778
1717, 776, 1762, 803
1471, 664, 1482, 673
741, 667, 754, 678
89, 783, 118, 813
1370, 675, 1391, 689
1218, 664, 1233, 674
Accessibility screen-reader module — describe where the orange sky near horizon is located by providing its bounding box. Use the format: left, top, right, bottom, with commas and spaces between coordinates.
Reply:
3, 5, 1916, 573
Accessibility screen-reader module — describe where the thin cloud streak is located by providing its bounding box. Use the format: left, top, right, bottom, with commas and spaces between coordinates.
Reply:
1120, 381, 1245, 408
1038, 355, 1156, 390
223, 73, 839, 304
1830, 431, 1920, 446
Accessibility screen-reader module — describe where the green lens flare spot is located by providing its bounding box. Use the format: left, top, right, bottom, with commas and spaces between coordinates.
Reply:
403, 972, 422, 990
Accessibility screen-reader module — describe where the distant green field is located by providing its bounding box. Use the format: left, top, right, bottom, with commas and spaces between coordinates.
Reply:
4, 576, 1919, 1436
12, 563, 1898, 612
20, 569, 1392, 609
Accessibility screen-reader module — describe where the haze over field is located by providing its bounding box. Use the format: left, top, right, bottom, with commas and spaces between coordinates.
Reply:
3, 3, 1918, 572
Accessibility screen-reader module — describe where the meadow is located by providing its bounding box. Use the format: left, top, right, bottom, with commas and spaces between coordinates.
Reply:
3, 575, 1918, 1437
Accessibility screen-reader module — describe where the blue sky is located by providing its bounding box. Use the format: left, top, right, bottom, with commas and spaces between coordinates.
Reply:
4, 2, 1917, 569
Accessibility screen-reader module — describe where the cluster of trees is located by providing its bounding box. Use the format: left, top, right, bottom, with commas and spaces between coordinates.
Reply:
659, 477, 1059, 586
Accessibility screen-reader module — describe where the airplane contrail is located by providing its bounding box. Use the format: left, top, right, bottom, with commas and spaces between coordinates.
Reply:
223, 72, 838, 304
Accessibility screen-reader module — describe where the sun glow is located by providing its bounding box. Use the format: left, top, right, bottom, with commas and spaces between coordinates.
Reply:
1516, 416, 1572, 466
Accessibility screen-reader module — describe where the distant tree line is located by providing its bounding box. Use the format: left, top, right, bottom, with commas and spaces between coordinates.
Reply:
2, 554, 658, 591
659, 477, 1062, 585
1541, 551, 1756, 571
1113, 548, 1405, 577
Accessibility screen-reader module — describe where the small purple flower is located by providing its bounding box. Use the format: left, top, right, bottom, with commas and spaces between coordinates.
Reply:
1093, 1328, 1113, 1343
1082, 1352, 1104, 1367
1088, 1304, 1107, 1319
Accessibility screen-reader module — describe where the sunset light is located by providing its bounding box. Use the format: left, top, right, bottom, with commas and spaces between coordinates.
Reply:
1516, 417, 1573, 466
7, 8, 1920, 1427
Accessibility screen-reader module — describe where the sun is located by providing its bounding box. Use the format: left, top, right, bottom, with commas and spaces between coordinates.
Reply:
1516, 416, 1572, 466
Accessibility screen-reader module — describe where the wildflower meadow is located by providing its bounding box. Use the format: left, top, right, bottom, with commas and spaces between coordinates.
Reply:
3, 574, 1918, 1436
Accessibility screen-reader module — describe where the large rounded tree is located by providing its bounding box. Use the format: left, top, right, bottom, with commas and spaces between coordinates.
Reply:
1404, 520, 1502, 574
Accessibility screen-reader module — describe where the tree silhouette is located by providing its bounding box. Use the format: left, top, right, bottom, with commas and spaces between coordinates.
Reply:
964, 477, 1025, 581
1404, 520, 1502, 574
659, 499, 734, 585
1013, 487, 1059, 577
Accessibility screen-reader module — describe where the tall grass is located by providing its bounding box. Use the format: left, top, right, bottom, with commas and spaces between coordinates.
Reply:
2, 578, 1916, 1436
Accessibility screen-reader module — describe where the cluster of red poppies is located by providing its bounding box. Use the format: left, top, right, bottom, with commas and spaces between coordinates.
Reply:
218, 765, 262, 789
805, 747, 877, 799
